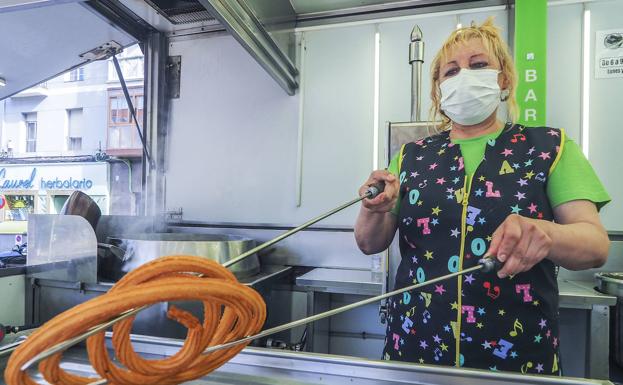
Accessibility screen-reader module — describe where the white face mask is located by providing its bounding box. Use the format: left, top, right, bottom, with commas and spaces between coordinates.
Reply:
440, 68, 501, 126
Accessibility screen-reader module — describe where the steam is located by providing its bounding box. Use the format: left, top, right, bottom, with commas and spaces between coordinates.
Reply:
98, 215, 163, 278
119, 238, 159, 274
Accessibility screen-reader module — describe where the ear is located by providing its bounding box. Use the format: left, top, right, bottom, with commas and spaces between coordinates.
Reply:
499, 71, 510, 90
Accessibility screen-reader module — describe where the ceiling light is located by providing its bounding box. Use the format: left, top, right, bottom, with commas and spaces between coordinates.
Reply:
0, 77, 5, 87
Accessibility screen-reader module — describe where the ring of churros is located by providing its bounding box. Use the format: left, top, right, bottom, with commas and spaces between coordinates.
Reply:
5, 255, 266, 385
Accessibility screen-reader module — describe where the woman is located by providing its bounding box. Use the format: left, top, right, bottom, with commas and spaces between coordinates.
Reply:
354, 19, 610, 375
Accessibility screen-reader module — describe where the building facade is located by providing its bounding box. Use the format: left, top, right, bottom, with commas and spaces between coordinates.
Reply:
0, 45, 144, 232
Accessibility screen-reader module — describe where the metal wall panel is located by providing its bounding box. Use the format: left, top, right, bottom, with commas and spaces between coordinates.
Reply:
165, 27, 376, 228
169, 224, 377, 270
0, 274, 25, 326
547, 3, 583, 142
585, 0, 623, 232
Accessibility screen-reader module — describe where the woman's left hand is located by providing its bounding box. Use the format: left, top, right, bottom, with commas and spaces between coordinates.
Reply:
485, 214, 553, 279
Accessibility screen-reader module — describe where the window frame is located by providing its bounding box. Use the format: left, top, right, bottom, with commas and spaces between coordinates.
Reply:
107, 87, 144, 152
25, 120, 37, 153
107, 55, 144, 82
67, 137, 82, 151
0, 191, 39, 222
64, 67, 85, 82
45, 191, 72, 214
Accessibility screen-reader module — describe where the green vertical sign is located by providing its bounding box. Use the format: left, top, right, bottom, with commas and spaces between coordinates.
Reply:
514, 0, 547, 126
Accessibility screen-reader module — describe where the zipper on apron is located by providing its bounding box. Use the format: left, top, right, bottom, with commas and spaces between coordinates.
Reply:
455, 174, 473, 367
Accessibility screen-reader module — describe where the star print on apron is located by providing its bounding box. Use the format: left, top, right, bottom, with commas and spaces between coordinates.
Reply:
383, 124, 563, 375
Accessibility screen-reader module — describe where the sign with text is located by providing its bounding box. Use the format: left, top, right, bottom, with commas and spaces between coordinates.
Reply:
0, 163, 108, 194
595, 29, 623, 79
515, 0, 547, 126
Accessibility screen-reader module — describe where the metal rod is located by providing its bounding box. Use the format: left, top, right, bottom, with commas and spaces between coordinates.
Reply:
18, 187, 382, 371
409, 25, 424, 122
201, 264, 483, 355
111, 55, 153, 168
20, 306, 148, 371
0, 339, 28, 357
222, 192, 373, 268
412, 61, 422, 121
84, 263, 485, 385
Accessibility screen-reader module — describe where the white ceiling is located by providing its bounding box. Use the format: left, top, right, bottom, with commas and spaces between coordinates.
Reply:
0, 2, 136, 99
0, 0, 63, 11
290, 0, 421, 14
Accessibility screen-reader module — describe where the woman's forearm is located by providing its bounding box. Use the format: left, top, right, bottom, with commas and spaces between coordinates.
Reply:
355, 170, 400, 255
472, 201, 609, 278
355, 207, 398, 255
541, 220, 610, 270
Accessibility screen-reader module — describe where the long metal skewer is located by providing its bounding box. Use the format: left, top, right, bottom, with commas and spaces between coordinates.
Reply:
17, 186, 384, 369
200, 263, 488, 355
222, 188, 380, 268
84, 262, 493, 385
16, 307, 148, 367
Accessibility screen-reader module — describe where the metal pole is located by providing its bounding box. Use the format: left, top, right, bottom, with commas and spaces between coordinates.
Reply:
409, 25, 424, 122
18, 307, 147, 368
223, 194, 369, 268
201, 264, 484, 355
112, 55, 153, 168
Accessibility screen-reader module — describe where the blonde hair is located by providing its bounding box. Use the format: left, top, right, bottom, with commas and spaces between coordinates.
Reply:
429, 17, 518, 131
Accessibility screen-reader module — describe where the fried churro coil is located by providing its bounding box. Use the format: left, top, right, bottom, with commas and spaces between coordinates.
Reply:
5, 256, 266, 385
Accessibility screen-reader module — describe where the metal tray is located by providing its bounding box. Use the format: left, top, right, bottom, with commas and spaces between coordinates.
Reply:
6, 334, 608, 385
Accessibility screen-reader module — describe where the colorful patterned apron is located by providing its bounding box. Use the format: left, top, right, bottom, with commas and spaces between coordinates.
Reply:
383, 123, 564, 375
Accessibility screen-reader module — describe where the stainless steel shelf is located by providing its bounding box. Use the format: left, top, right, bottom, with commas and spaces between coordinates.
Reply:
559, 279, 616, 309
296, 268, 383, 296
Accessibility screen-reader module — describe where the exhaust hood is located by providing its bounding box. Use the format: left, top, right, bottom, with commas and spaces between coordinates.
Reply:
143, 0, 216, 24
197, 0, 299, 95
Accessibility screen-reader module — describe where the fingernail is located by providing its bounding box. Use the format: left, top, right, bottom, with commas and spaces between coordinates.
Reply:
497, 272, 506, 279
498, 254, 506, 262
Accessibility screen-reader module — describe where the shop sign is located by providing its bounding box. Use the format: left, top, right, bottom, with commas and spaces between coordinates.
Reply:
0, 167, 95, 191
595, 29, 623, 79
0, 168, 36, 189
40, 177, 93, 190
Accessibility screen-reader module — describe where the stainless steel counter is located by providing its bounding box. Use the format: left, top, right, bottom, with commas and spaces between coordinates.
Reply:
557, 280, 615, 380
295, 268, 383, 295
295, 268, 617, 308
295, 268, 617, 380
558, 279, 616, 308
5, 334, 612, 385
0, 265, 26, 278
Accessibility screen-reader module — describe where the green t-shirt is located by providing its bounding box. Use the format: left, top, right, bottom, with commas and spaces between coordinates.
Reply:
388, 128, 611, 214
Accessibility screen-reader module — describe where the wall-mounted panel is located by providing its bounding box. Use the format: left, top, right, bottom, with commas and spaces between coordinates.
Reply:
166, 35, 300, 224
165, 26, 377, 227
547, 4, 583, 142
298, 25, 376, 226
586, 0, 623, 231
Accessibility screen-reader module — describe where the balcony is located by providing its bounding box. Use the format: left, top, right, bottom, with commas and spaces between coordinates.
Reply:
106, 126, 143, 157
13, 82, 49, 98
106, 148, 142, 158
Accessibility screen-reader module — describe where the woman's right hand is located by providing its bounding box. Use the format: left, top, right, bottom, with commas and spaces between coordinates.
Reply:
358, 170, 400, 213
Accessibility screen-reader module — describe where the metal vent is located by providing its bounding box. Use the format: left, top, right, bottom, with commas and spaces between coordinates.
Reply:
144, 0, 215, 24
